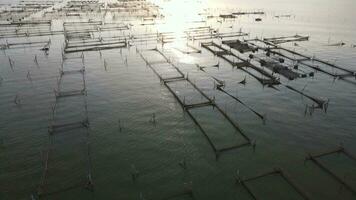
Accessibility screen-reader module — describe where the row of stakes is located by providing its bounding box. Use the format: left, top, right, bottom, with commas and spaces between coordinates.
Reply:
194, 62, 267, 122
4, 38, 50, 72
1, 39, 48, 86
82, 46, 328, 148
5, 54, 45, 106
206, 42, 332, 115
2, 30, 351, 195
99, 50, 128, 71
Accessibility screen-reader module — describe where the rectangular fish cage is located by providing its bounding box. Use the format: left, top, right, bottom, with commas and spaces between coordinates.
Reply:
306, 147, 356, 195
0, 20, 56, 38
36, 49, 93, 198
222, 39, 257, 54
165, 79, 211, 107
201, 42, 280, 86
63, 21, 130, 53
186, 104, 251, 159
249, 40, 356, 85
236, 168, 310, 200
37, 128, 92, 197
139, 49, 185, 81
0, 38, 50, 50
173, 44, 201, 54
251, 54, 308, 80
263, 35, 309, 45
139, 49, 252, 159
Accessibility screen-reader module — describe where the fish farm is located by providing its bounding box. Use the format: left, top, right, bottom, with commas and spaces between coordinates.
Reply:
0, 0, 355, 199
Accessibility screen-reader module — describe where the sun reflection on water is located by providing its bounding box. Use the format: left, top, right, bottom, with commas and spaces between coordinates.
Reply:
151, 0, 206, 63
